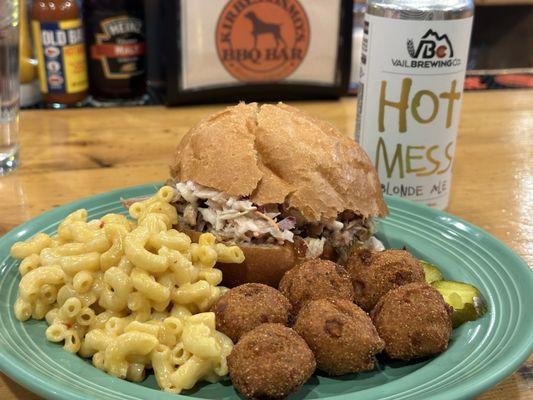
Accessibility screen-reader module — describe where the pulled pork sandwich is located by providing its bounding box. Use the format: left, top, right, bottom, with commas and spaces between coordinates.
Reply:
167, 102, 387, 287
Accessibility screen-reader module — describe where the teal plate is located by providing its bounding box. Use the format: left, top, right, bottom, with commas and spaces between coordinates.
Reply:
0, 183, 532, 400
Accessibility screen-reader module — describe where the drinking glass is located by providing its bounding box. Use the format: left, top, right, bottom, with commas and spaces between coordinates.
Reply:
0, 0, 19, 175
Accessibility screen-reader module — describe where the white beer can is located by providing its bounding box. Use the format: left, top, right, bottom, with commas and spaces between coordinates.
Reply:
355, 0, 474, 209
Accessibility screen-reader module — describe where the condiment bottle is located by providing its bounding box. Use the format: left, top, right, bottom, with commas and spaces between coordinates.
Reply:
32, 0, 88, 107
83, 0, 146, 104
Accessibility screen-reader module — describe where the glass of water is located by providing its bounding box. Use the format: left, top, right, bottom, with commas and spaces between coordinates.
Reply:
0, 0, 19, 175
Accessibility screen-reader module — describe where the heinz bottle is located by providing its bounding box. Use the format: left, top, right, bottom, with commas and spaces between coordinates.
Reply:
83, 0, 146, 104
355, 0, 473, 209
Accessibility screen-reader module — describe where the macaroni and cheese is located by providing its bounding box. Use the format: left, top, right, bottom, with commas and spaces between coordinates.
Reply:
10, 186, 244, 394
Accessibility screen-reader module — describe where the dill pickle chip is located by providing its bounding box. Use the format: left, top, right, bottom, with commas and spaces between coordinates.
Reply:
432, 280, 488, 328
448, 292, 463, 309
420, 260, 444, 284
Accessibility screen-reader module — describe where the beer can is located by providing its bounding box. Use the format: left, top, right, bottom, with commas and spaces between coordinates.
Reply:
355, 0, 474, 209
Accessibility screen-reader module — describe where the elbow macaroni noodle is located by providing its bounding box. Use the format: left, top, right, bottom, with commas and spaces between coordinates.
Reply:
10, 186, 245, 394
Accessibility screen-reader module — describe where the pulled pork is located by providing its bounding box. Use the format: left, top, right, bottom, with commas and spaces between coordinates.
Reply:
167, 180, 381, 259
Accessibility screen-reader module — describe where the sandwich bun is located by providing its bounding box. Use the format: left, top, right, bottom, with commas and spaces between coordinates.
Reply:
184, 228, 304, 287
217, 244, 300, 288
172, 103, 387, 287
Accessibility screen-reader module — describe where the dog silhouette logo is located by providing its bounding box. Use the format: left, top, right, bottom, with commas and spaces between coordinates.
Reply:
244, 11, 287, 49
216, 0, 310, 82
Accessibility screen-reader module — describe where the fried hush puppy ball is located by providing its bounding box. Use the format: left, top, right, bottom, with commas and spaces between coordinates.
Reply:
371, 282, 453, 361
213, 283, 291, 343
294, 298, 384, 375
346, 248, 425, 311
228, 323, 316, 400
279, 259, 355, 315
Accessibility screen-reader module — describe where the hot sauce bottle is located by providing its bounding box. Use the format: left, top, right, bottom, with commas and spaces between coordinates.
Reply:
83, 0, 146, 104
31, 0, 88, 107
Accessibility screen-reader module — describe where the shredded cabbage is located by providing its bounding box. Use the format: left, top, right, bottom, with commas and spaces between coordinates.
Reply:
170, 180, 378, 259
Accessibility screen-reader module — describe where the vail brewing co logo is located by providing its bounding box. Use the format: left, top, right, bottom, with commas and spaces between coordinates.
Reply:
215, 0, 310, 82
392, 28, 460, 68
407, 29, 454, 59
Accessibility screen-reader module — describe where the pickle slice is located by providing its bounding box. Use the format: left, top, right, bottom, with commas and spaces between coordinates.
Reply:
432, 280, 488, 328
420, 260, 444, 284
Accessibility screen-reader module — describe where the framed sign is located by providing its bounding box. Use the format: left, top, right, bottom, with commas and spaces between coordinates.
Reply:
165, 0, 353, 104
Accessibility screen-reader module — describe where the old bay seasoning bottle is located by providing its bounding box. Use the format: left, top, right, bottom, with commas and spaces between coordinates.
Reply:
83, 0, 146, 103
32, 0, 88, 107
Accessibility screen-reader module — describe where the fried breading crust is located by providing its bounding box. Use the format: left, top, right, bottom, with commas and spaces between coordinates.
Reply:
371, 282, 453, 361
347, 249, 425, 311
228, 323, 316, 399
213, 283, 291, 342
294, 298, 384, 375
279, 259, 355, 316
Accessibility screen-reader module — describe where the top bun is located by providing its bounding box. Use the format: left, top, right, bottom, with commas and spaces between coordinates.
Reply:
170, 102, 387, 222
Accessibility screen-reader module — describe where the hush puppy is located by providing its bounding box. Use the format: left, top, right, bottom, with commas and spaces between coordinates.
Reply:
346, 248, 425, 311
228, 323, 316, 399
294, 298, 384, 375
371, 282, 453, 361
213, 283, 291, 342
279, 259, 355, 315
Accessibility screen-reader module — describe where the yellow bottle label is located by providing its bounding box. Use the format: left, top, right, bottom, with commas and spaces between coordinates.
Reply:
31, 18, 88, 94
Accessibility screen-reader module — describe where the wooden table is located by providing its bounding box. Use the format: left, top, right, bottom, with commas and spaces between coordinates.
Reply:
0, 90, 531, 399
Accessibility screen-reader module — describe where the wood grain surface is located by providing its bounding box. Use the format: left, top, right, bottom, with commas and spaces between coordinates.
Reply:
0, 90, 531, 399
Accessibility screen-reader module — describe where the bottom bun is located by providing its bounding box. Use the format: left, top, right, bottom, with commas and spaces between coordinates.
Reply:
183, 229, 303, 287
219, 243, 301, 288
